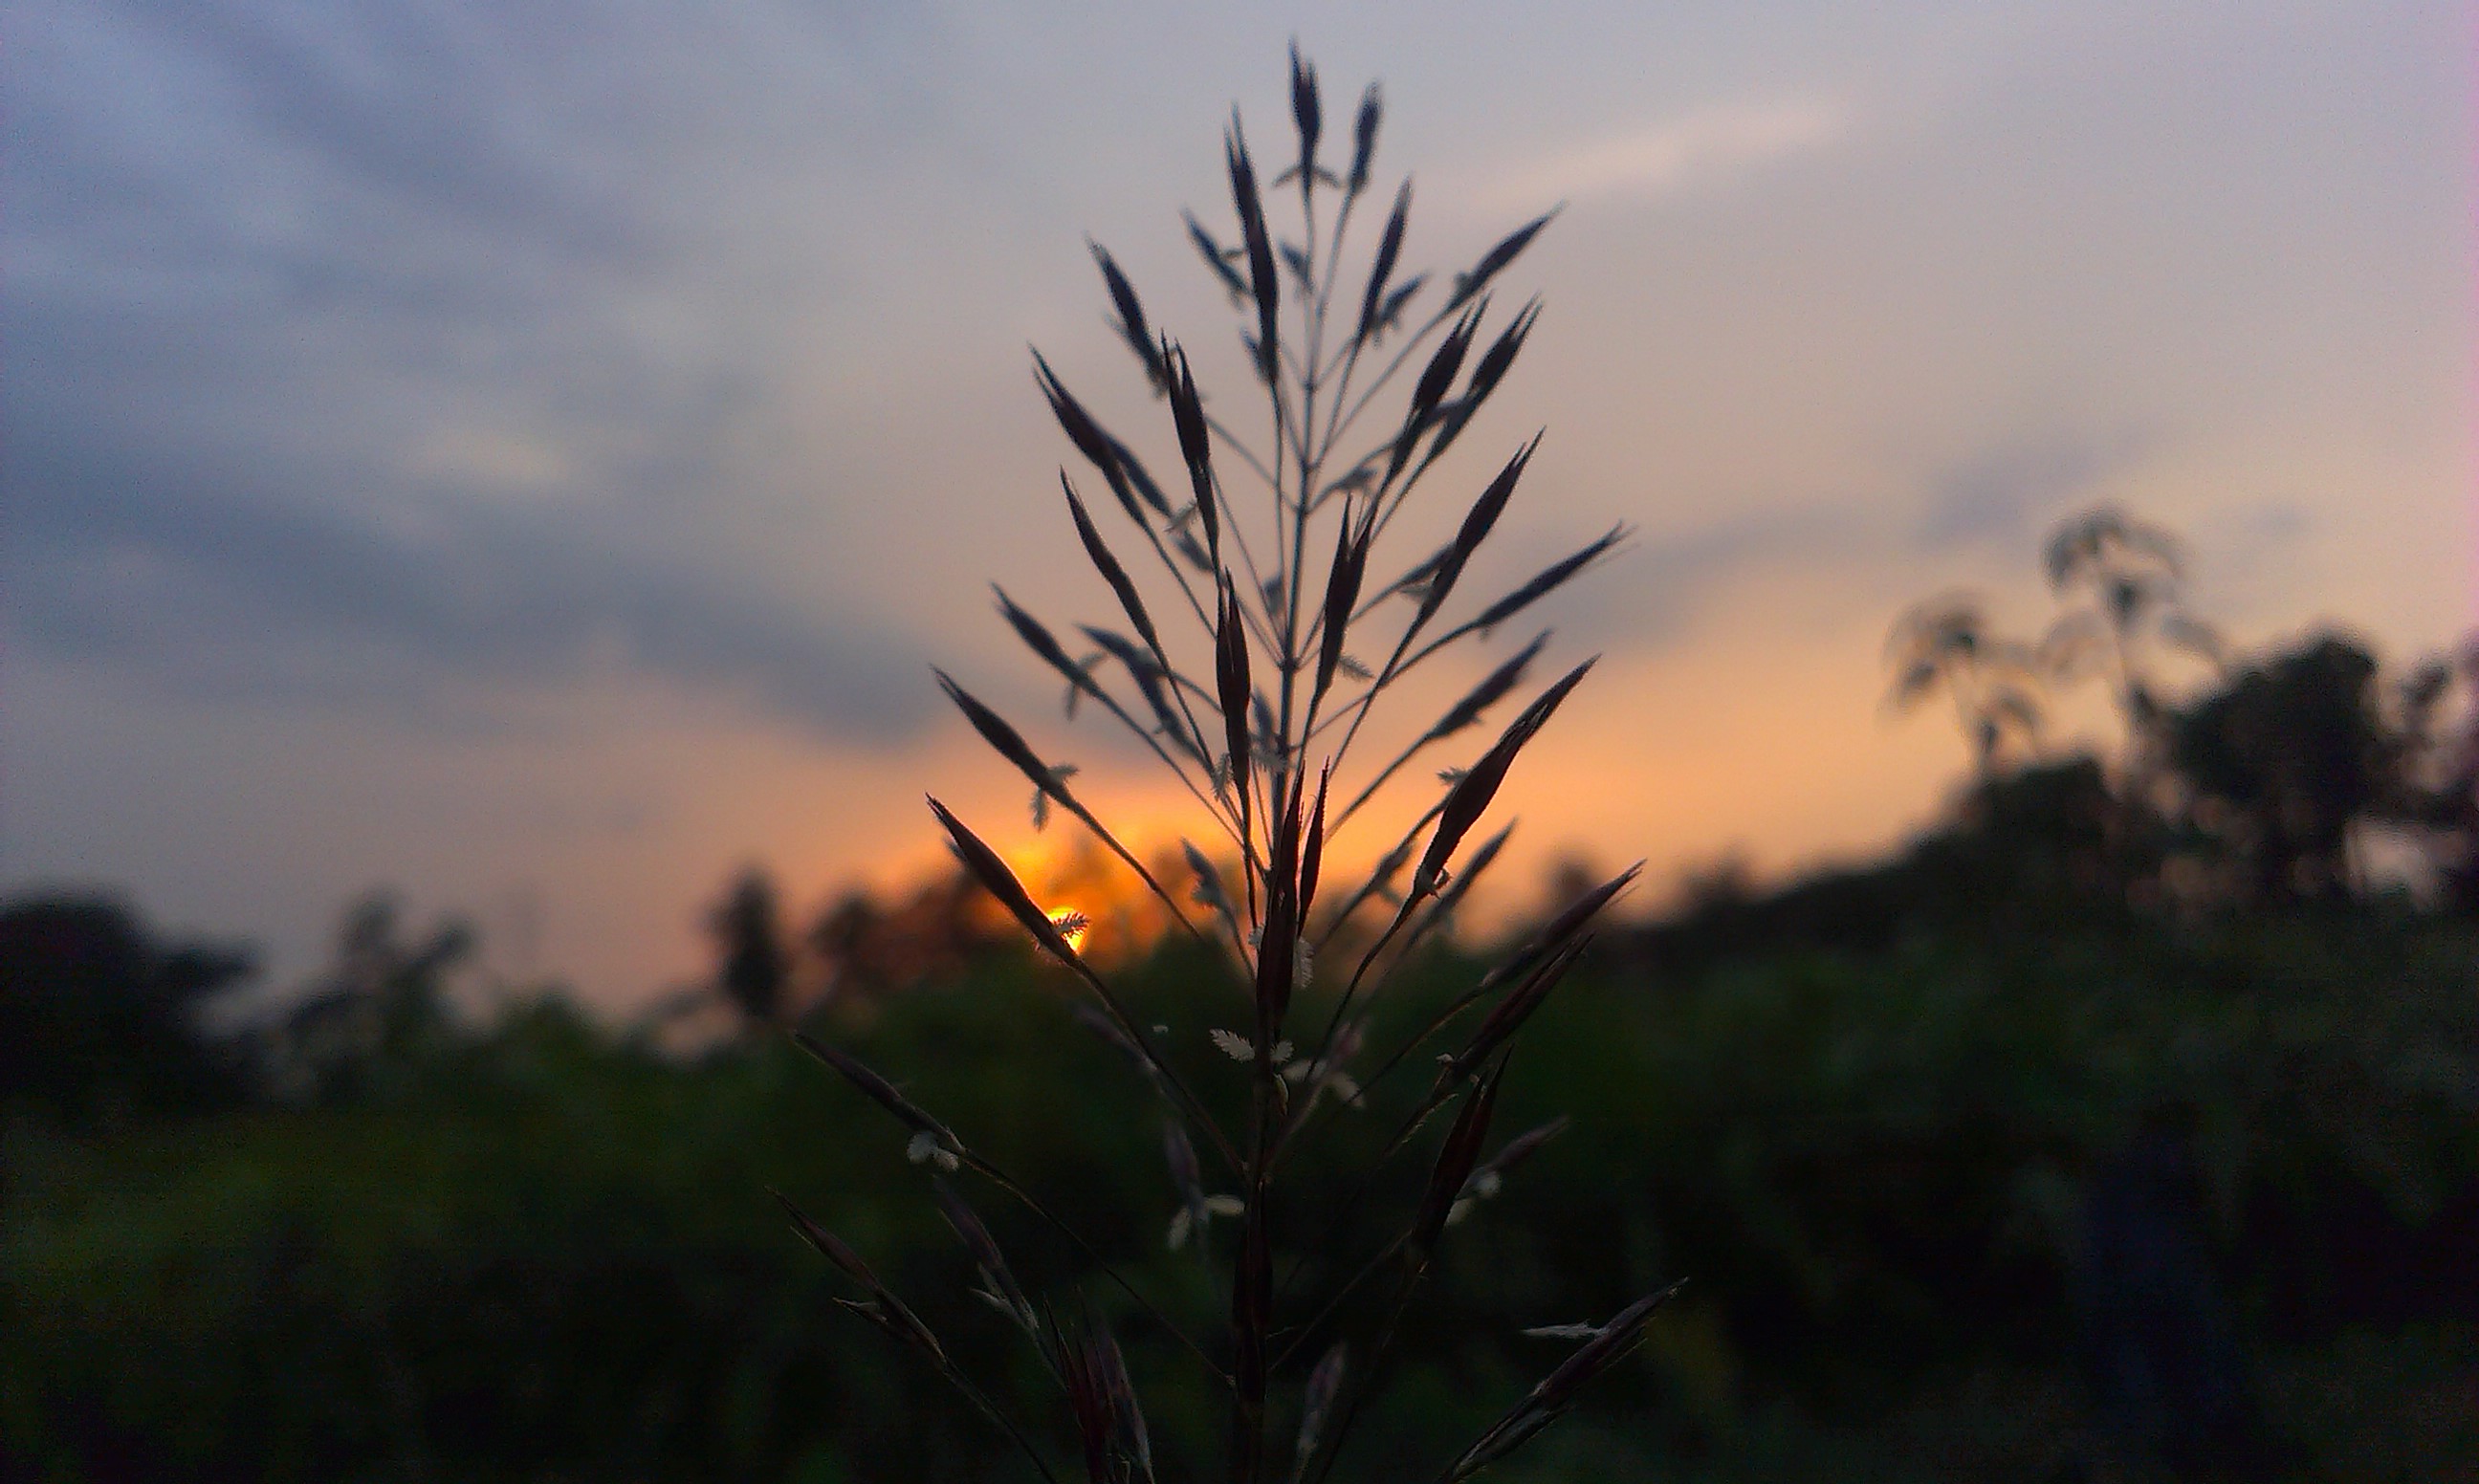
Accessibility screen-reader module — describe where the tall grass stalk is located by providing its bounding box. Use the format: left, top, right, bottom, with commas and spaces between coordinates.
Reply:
777, 48, 1665, 1483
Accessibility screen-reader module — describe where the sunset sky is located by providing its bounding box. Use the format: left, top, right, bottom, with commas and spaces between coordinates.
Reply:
7, 0, 2469, 1010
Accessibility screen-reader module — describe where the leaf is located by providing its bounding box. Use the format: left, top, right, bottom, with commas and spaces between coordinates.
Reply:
1385, 304, 1481, 488
1298, 763, 1330, 919
1033, 352, 1167, 522
1476, 1116, 1572, 1185
931, 1177, 1033, 1332
1442, 1280, 1686, 1481
1446, 935, 1590, 1079
1294, 1342, 1349, 1480
1423, 300, 1541, 467
1477, 863, 1639, 1004
938, 670, 1085, 828
1083, 626, 1207, 764
1373, 274, 1425, 337
774, 1190, 945, 1359
1280, 241, 1316, 291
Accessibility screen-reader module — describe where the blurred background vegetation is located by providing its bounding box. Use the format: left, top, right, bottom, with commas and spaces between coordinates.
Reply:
6, 527, 2477, 1482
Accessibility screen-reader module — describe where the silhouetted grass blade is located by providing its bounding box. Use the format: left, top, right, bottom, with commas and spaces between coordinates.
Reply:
1467, 525, 1625, 638
995, 587, 1108, 714
1186, 210, 1251, 304
1092, 241, 1167, 391
1443, 936, 1589, 1081
1217, 582, 1256, 844
1411, 434, 1543, 634
1064, 475, 1166, 656
1415, 658, 1593, 896
1289, 41, 1321, 194
1167, 343, 1219, 560
1293, 1342, 1349, 1483
1357, 183, 1411, 346
927, 795, 1080, 964
1314, 517, 1368, 702
1447, 208, 1558, 312
1427, 631, 1548, 743
1348, 84, 1379, 195
1409, 1058, 1504, 1260
1442, 1281, 1687, 1481
772, 1190, 944, 1358
1226, 121, 1280, 384
793, 1033, 959, 1150
936, 671, 1189, 921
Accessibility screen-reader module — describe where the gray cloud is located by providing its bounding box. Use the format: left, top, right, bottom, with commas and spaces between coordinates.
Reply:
11, 426, 930, 741
5, 0, 934, 744
1913, 430, 2152, 553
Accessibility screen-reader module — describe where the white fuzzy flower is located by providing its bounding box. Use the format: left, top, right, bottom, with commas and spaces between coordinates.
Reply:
906, 1129, 960, 1171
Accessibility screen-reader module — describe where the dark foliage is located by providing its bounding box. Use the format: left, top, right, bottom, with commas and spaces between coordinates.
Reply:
0, 896, 253, 1128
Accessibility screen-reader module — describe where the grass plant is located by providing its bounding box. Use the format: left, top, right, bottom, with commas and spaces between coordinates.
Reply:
775, 49, 1657, 1483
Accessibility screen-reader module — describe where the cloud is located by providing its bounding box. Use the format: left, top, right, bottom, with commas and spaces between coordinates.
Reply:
1459, 98, 1847, 215
9, 431, 932, 742
1912, 429, 2154, 553
3, 0, 937, 746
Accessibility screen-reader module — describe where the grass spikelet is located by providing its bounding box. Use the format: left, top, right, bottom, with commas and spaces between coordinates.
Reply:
1409, 1058, 1505, 1260
1091, 241, 1167, 391
792, 1033, 960, 1154
1357, 182, 1410, 345
1415, 658, 1594, 897
1448, 207, 1559, 312
1465, 525, 1626, 639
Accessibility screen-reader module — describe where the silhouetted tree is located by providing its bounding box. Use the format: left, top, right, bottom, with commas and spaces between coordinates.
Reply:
709, 867, 789, 1025
1886, 592, 2044, 773
2040, 507, 2222, 770
2169, 633, 2386, 904
2386, 640, 2479, 911
268, 892, 476, 1102
0, 895, 254, 1126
